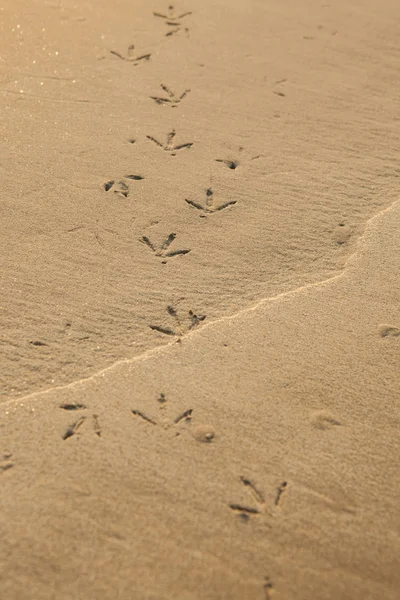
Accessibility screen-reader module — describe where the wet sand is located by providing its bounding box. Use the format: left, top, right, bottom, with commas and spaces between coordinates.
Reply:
1, 1, 399, 598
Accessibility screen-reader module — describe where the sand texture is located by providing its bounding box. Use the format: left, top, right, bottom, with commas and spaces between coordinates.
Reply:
1, 1, 399, 599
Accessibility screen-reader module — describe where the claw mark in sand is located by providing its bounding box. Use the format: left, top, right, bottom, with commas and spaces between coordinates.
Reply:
140, 233, 190, 262
62, 416, 87, 440
229, 504, 260, 516
0, 452, 14, 473
263, 576, 274, 600
110, 44, 151, 65
215, 158, 239, 170
311, 411, 342, 430
174, 409, 193, 424
93, 414, 102, 437
229, 476, 267, 522
131, 410, 157, 426
146, 129, 193, 155
157, 392, 167, 405
150, 84, 190, 107
60, 402, 87, 411
149, 303, 206, 337
241, 476, 265, 504
185, 187, 236, 217
273, 78, 287, 97
378, 324, 400, 338
274, 481, 288, 506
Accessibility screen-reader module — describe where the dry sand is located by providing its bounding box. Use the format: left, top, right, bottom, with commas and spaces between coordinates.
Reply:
1, 1, 399, 598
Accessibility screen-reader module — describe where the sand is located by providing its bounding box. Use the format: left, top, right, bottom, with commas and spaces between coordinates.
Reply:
1, 1, 399, 598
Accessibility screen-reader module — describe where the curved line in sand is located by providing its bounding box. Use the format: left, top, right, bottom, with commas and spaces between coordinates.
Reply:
3, 196, 399, 410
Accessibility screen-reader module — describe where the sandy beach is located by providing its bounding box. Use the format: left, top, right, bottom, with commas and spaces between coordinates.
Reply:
1, 1, 399, 598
